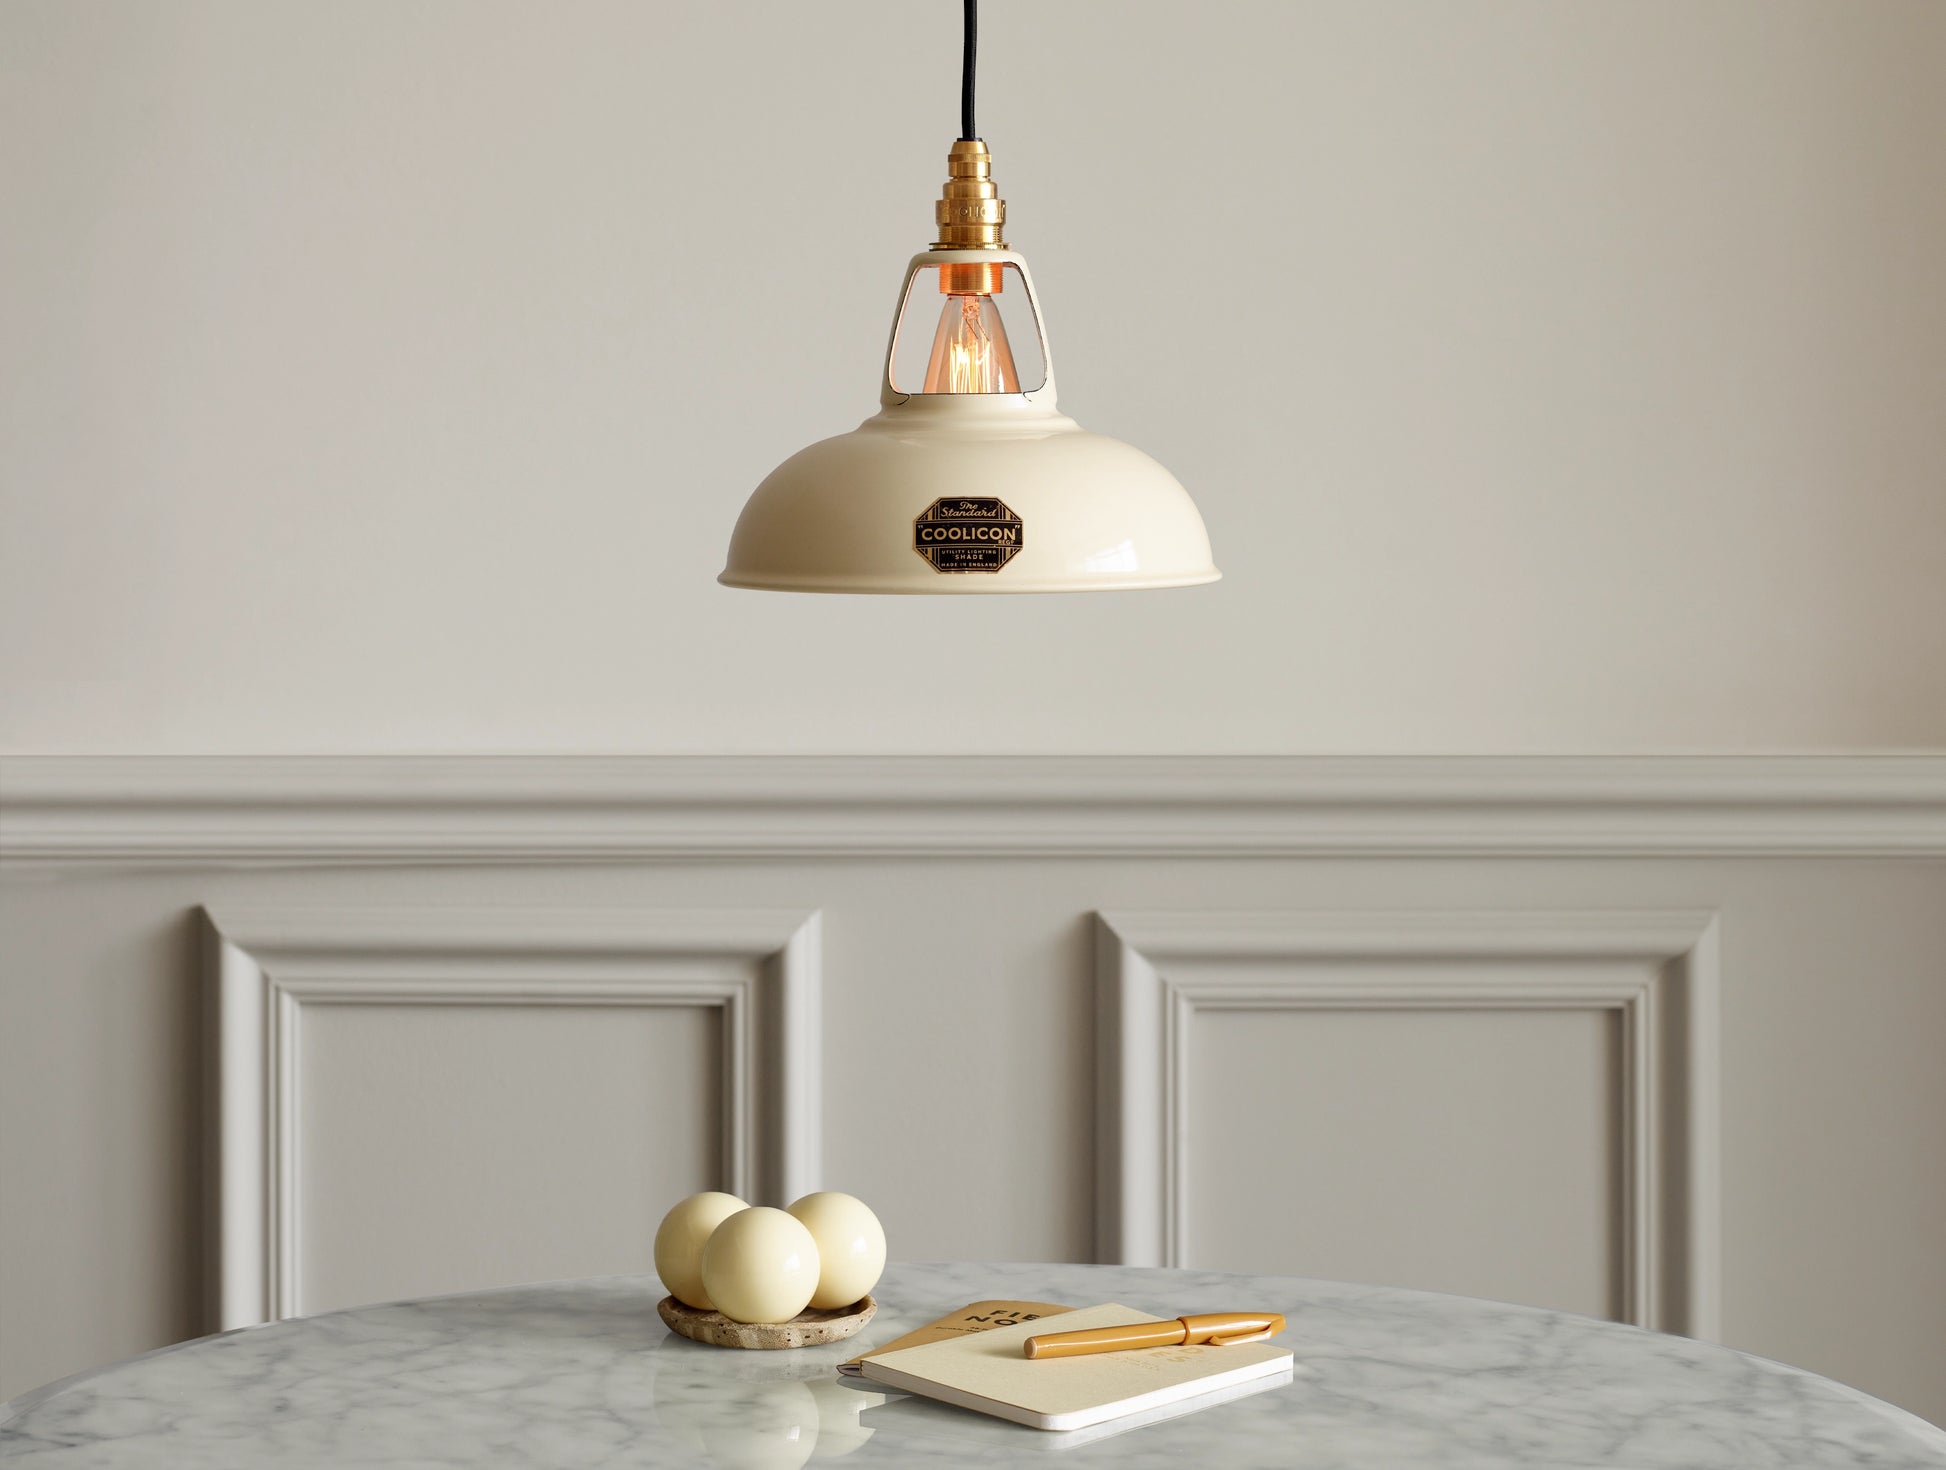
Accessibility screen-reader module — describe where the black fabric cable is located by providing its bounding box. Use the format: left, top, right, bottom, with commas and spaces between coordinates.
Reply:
960, 0, 978, 140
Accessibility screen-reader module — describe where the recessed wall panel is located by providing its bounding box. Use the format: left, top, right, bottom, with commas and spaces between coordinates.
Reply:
1188, 1002, 1620, 1319
297, 1002, 720, 1315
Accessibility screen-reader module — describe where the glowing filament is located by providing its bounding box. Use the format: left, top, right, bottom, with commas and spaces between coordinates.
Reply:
923, 292, 1021, 393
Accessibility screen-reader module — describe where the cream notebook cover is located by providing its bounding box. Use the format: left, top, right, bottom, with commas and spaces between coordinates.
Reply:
838, 1300, 1071, 1376
857, 1302, 1294, 1432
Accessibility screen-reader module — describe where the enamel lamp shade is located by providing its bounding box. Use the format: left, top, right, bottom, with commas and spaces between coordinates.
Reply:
721, 251, 1218, 594
718, 2, 1218, 596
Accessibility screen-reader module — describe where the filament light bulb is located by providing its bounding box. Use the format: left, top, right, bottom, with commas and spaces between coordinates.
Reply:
923, 287, 1020, 394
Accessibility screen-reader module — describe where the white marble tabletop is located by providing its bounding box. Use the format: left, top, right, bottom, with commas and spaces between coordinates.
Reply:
4, 1261, 1942, 1468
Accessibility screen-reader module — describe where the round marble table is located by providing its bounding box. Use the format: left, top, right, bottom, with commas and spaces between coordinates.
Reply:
3, 1262, 1942, 1468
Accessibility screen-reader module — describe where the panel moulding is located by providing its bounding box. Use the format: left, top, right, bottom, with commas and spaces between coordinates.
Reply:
203, 905, 821, 1330
1093, 909, 1721, 1338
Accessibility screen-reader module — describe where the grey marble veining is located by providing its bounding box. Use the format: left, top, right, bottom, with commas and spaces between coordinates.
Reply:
3, 1261, 1942, 1468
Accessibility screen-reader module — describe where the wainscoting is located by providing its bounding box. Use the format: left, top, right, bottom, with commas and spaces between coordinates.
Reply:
3, 756, 1943, 1422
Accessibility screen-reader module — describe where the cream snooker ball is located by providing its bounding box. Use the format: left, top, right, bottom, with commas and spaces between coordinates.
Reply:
701, 1207, 823, 1324
787, 1192, 886, 1310
654, 1191, 748, 1310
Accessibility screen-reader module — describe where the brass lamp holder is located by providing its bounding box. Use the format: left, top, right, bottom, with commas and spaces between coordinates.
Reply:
932, 138, 1007, 295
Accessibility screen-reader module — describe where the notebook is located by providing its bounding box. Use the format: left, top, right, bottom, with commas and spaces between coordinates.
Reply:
856, 1301, 1295, 1432
858, 1364, 1298, 1451
838, 1299, 1072, 1377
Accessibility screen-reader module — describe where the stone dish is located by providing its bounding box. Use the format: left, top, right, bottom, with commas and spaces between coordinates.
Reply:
656, 1293, 877, 1350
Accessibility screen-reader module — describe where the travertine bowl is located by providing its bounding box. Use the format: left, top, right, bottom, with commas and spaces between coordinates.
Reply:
657, 1294, 877, 1350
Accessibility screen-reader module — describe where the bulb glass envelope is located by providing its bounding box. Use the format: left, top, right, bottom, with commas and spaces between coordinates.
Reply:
719, 250, 1220, 594
889, 261, 1046, 396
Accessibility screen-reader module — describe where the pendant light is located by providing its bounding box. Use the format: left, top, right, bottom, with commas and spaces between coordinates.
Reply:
719, 0, 1219, 594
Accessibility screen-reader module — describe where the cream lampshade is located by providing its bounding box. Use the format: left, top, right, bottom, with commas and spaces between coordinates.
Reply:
720, 250, 1219, 594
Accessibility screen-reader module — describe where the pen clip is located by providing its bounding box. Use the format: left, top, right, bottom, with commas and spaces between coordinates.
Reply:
1178, 1312, 1287, 1348
1205, 1324, 1273, 1347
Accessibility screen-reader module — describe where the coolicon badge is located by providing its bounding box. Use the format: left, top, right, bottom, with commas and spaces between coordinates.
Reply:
914, 497, 1024, 573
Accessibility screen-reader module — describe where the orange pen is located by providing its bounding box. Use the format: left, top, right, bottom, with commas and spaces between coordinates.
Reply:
1022, 1312, 1287, 1359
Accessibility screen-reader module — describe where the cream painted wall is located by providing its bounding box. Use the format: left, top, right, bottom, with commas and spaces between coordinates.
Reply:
3, 0, 1944, 754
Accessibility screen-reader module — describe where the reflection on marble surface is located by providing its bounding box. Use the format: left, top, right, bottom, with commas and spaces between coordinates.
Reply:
648, 1333, 885, 1468
3, 1261, 1943, 1468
